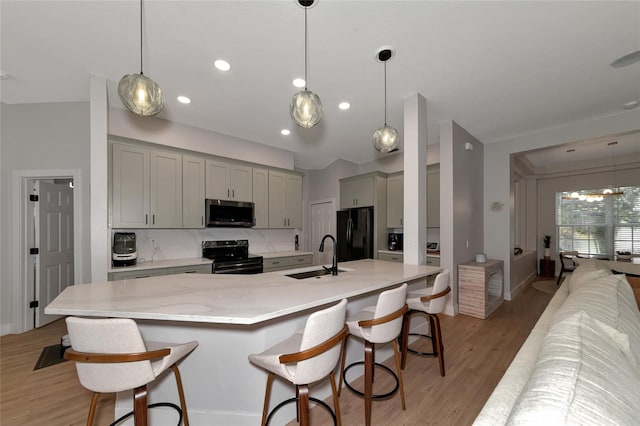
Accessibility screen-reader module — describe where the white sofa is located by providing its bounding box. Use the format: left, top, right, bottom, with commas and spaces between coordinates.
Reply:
474, 260, 640, 426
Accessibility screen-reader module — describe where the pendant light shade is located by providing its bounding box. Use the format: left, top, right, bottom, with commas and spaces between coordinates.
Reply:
118, 0, 164, 117
290, 0, 323, 128
118, 73, 164, 116
373, 48, 399, 153
290, 90, 323, 128
373, 125, 400, 153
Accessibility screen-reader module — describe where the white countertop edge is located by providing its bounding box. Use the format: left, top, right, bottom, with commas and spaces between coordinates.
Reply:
256, 251, 313, 258
108, 257, 212, 273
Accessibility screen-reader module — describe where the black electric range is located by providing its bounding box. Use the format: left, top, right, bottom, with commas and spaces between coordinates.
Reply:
202, 240, 263, 274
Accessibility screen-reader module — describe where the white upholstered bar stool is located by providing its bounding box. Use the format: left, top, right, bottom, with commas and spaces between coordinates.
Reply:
64, 317, 198, 426
249, 299, 348, 426
338, 284, 408, 426
400, 270, 450, 376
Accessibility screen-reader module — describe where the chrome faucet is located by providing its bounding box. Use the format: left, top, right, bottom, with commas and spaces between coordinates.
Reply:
319, 234, 338, 275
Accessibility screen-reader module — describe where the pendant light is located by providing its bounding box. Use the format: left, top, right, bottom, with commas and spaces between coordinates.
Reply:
118, 0, 164, 116
373, 48, 399, 153
290, 0, 323, 128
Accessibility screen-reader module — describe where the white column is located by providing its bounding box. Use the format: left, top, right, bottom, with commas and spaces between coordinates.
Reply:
89, 75, 109, 282
403, 94, 427, 265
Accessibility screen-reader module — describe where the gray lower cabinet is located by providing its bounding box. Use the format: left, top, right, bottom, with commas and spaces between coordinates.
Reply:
426, 256, 441, 267
378, 252, 404, 262
108, 263, 211, 281
263, 254, 313, 273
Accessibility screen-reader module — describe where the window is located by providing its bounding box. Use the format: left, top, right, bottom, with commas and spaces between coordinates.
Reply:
556, 186, 640, 257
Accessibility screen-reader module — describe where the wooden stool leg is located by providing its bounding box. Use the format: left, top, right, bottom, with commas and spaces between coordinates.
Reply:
133, 385, 148, 426
330, 373, 342, 426
432, 314, 446, 377
297, 385, 310, 426
261, 373, 275, 426
86, 392, 100, 426
337, 337, 348, 397
392, 340, 406, 410
400, 312, 411, 369
170, 364, 190, 426
364, 341, 374, 426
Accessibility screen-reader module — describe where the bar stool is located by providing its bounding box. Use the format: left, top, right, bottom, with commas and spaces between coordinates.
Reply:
338, 284, 408, 426
64, 317, 198, 426
400, 270, 450, 376
249, 299, 348, 426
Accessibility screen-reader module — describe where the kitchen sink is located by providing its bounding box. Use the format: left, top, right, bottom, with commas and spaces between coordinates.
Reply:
285, 268, 347, 280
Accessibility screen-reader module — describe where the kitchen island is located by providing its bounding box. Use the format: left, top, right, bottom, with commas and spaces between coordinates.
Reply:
46, 259, 442, 425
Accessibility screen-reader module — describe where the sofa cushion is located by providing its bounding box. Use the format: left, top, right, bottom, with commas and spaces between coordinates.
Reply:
566, 265, 610, 293
554, 273, 640, 364
507, 311, 640, 426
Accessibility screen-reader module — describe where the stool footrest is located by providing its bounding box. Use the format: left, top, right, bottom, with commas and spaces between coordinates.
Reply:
343, 361, 399, 400
404, 332, 438, 357
266, 396, 337, 426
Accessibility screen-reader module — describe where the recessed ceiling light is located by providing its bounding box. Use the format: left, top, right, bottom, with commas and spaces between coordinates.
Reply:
292, 78, 306, 88
177, 96, 191, 104
0, 71, 8, 80
214, 59, 231, 72
623, 100, 639, 110
281, 129, 291, 136
338, 102, 351, 110
610, 50, 640, 68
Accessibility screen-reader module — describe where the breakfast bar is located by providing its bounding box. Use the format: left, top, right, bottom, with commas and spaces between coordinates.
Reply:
46, 259, 442, 425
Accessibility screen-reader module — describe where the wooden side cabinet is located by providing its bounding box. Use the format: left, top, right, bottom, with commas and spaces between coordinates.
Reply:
458, 259, 504, 319
539, 258, 555, 278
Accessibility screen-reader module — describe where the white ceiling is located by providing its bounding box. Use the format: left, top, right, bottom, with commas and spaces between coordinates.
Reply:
1, 1, 639, 170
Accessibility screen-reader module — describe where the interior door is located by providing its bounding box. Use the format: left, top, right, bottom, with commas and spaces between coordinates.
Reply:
311, 201, 335, 265
36, 181, 74, 327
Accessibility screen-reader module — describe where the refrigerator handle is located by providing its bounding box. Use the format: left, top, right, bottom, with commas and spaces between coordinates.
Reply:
347, 217, 353, 245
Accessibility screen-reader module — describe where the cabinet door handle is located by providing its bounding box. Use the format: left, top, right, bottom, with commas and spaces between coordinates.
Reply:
145, 214, 148, 225
202, 216, 204, 226
232, 189, 235, 198
152, 214, 155, 225
272, 261, 280, 265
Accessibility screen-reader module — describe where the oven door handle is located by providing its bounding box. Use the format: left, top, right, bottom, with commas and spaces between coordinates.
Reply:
215, 262, 261, 270
214, 265, 263, 274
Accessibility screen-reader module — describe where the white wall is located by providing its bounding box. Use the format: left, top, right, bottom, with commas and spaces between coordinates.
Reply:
440, 120, 484, 314
484, 109, 640, 299
1, 102, 91, 334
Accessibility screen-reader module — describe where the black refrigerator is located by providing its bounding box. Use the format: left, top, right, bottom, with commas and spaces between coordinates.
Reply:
336, 207, 374, 262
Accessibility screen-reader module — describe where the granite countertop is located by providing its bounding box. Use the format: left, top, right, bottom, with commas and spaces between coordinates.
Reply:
256, 251, 314, 258
47, 259, 442, 325
108, 257, 212, 273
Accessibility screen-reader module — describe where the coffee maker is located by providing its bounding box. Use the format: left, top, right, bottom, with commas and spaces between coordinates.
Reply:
388, 233, 403, 251
112, 232, 137, 266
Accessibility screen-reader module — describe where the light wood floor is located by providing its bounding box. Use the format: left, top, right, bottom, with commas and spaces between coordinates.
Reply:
1, 283, 552, 426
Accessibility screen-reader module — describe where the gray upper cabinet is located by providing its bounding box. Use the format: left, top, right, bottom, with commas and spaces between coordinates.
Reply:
205, 159, 253, 202
112, 143, 149, 228
183, 155, 205, 228
112, 143, 182, 228
268, 170, 302, 228
340, 175, 375, 208
253, 168, 269, 228
387, 173, 404, 228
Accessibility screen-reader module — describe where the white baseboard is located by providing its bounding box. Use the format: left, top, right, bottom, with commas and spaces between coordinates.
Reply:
509, 271, 538, 300
1, 322, 16, 336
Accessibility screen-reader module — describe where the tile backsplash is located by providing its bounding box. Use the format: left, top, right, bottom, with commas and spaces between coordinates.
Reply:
113, 228, 298, 262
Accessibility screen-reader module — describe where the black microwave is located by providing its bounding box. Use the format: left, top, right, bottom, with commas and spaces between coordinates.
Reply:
205, 199, 255, 227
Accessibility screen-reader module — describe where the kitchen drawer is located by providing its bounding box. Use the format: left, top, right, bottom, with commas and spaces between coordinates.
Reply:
168, 265, 212, 275
263, 254, 313, 272
379, 252, 403, 263
426, 256, 440, 267
108, 268, 168, 281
